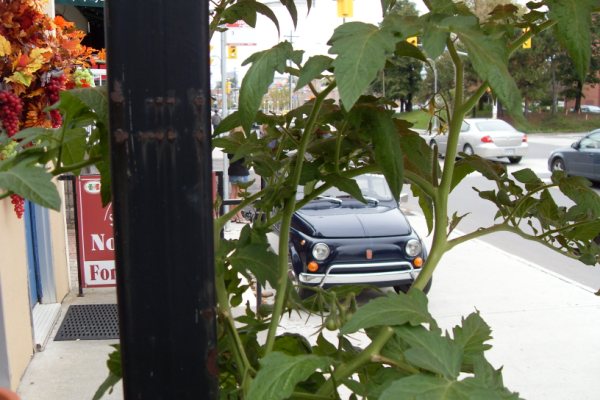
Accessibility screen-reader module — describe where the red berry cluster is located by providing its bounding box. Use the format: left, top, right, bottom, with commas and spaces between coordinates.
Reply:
45, 74, 66, 128
10, 194, 24, 219
0, 91, 24, 137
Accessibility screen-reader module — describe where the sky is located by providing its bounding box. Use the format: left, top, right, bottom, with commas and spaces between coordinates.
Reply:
210, 0, 526, 85
211, 0, 424, 84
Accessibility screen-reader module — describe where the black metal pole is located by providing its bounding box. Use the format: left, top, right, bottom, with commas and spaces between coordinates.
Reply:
58, 174, 84, 297
105, 1, 217, 398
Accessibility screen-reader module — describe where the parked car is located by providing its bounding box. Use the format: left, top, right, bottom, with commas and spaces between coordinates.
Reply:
580, 105, 600, 114
548, 129, 600, 181
272, 174, 430, 297
429, 118, 528, 164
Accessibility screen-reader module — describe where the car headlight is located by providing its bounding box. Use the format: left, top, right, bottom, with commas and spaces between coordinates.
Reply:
405, 239, 422, 257
312, 243, 330, 260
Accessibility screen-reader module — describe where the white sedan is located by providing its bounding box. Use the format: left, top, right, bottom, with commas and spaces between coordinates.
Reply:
429, 118, 528, 164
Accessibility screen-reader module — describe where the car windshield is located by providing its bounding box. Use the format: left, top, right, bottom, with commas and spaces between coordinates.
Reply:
298, 174, 394, 204
474, 120, 516, 132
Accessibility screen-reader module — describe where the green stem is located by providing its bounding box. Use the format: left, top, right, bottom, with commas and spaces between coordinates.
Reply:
413, 41, 466, 291
505, 183, 555, 222
316, 327, 395, 397
215, 274, 255, 377
214, 189, 264, 232
446, 223, 509, 250
508, 20, 556, 55
334, 121, 349, 174
264, 82, 336, 354
51, 156, 103, 176
404, 170, 436, 200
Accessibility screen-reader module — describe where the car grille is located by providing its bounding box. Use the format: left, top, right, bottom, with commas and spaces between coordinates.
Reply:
327, 261, 413, 274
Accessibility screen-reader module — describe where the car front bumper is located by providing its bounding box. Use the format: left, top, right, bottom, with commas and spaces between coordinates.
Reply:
298, 261, 420, 287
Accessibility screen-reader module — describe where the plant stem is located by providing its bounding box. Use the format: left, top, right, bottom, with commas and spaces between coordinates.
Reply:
264, 83, 335, 354
413, 40, 467, 291
51, 156, 103, 176
316, 327, 395, 397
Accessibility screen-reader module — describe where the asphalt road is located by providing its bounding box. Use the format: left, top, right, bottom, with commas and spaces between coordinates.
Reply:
404, 132, 600, 292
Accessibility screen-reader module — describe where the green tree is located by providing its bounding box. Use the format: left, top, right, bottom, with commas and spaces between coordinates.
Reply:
555, 13, 600, 111
370, 0, 423, 112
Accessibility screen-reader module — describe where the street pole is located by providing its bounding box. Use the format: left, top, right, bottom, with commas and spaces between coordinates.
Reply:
105, 1, 218, 398
221, 30, 229, 117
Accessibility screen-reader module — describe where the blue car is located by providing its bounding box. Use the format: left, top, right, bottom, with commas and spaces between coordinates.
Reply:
548, 129, 600, 182
280, 174, 430, 296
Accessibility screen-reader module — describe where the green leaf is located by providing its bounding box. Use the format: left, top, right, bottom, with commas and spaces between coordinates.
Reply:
452, 312, 493, 366
296, 55, 333, 90
0, 164, 60, 210
229, 243, 278, 287
254, 1, 281, 34
455, 156, 505, 183
247, 352, 331, 400
398, 125, 435, 183
213, 111, 242, 136
60, 127, 88, 173
511, 168, 543, 189
273, 333, 312, 356
67, 87, 109, 126
239, 42, 294, 133
381, 14, 421, 38
429, 0, 456, 14
380, 374, 521, 400
222, 1, 257, 27
323, 173, 366, 203
411, 183, 434, 235
565, 220, 600, 242
329, 22, 397, 110
450, 163, 475, 192
558, 175, 600, 218
340, 291, 432, 334
421, 15, 449, 59
546, 0, 596, 81
456, 28, 523, 118
371, 110, 404, 201
396, 326, 463, 379
279, 0, 298, 28
380, 375, 458, 399
394, 40, 427, 62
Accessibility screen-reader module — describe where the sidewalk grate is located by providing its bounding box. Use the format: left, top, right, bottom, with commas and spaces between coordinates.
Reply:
55, 304, 119, 341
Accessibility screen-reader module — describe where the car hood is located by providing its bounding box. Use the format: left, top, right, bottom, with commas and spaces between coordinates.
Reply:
293, 206, 412, 238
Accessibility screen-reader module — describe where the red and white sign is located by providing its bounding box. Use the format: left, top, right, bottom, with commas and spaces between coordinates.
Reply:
76, 175, 115, 287
225, 21, 248, 28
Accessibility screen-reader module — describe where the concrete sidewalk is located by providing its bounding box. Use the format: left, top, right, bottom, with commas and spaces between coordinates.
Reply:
16, 213, 600, 400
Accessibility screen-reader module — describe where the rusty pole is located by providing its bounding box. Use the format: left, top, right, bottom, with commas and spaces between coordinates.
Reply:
105, 0, 218, 398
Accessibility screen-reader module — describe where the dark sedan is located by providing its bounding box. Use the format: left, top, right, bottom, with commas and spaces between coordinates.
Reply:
280, 174, 429, 296
548, 129, 600, 181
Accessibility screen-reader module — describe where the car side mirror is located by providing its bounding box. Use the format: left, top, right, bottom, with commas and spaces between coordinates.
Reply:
571, 141, 580, 150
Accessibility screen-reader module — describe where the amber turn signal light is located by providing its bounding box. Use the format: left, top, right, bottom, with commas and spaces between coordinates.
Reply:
307, 261, 319, 272
413, 257, 423, 268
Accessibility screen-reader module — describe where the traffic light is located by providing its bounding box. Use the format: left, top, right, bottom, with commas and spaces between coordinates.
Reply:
407, 36, 418, 47
522, 28, 531, 49
227, 45, 237, 59
337, 0, 353, 17
226, 80, 232, 94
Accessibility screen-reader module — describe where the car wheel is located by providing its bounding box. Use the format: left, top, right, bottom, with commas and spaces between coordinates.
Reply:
551, 157, 565, 172
288, 253, 309, 299
507, 156, 522, 164
394, 278, 432, 295
463, 144, 474, 157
